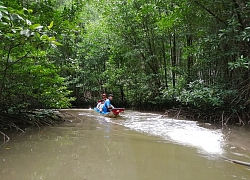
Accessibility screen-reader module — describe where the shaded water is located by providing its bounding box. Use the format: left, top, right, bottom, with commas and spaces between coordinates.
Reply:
0, 109, 250, 180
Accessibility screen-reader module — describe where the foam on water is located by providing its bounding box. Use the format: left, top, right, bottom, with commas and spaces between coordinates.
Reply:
114, 112, 224, 155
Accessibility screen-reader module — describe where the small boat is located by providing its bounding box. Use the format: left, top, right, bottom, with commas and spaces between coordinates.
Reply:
94, 107, 125, 118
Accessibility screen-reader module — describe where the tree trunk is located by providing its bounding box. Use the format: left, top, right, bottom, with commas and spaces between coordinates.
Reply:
171, 33, 177, 88
187, 35, 193, 83
162, 38, 168, 89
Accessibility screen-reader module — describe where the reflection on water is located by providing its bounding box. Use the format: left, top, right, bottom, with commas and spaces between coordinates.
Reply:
0, 109, 250, 180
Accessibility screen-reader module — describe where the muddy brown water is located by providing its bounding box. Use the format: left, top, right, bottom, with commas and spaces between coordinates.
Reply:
0, 109, 250, 180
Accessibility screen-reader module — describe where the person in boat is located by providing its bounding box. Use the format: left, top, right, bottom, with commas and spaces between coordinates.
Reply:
102, 94, 114, 113
102, 93, 107, 100
96, 99, 101, 109
98, 99, 105, 112
96, 93, 106, 107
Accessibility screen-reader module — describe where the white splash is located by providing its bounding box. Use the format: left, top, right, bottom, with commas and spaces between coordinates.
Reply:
116, 113, 224, 155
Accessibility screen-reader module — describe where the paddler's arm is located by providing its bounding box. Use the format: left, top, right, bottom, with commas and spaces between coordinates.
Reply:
108, 105, 114, 111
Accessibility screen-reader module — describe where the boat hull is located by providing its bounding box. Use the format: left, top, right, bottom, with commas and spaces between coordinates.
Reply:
94, 107, 125, 118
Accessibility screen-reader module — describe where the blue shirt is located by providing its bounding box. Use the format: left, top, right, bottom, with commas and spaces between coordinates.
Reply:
102, 99, 111, 113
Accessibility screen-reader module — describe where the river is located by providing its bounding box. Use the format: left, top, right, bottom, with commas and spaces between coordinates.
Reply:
0, 109, 250, 180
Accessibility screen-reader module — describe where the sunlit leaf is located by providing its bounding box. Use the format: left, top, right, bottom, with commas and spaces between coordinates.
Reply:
0, 5, 7, 9
11, 29, 16, 33
26, 19, 31, 25
0, 21, 8, 26
23, 8, 33, 13
2, 15, 10, 21
40, 34, 49, 40
47, 21, 53, 30
20, 29, 31, 37
30, 24, 43, 30
27, 9, 33, 13
48, 37, 56, 41
51, 41, 62, 46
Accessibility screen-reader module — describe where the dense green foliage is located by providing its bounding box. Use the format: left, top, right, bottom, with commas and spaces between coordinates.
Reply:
0, 0, 75, 128
75, 0, 250, 123
0, 0, 249, 126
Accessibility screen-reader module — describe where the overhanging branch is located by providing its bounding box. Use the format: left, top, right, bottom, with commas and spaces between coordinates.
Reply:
193, 0, 227, 25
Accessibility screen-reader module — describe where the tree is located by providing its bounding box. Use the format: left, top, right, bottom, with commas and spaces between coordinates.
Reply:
0, 0, 74, 129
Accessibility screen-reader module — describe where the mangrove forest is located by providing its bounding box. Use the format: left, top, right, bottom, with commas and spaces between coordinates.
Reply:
0, 0, 250, 130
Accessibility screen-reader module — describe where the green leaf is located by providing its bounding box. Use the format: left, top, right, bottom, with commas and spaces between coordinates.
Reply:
30, 24, 43, 30
35, 32, 41, 39
11, 29, 16, 33
51, 41, 62, 46
4, 33, 16, 38
0, 21, 8, 26
40, 34, 49, 41
47, 21, 53, 30
23, 8, 33, 14
20, 29, 31, 37
27, 9, 33, 13
48, 36, 56, 41
0, 5, 7, 9
26, 19, 32, 25
2, 15, 10, 21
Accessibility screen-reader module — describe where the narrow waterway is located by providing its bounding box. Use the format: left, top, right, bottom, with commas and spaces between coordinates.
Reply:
0, 109, 250, 180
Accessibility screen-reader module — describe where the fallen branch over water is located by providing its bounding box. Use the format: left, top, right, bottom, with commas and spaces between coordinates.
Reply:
0, 131, 10, 143
222, 156, 250, 167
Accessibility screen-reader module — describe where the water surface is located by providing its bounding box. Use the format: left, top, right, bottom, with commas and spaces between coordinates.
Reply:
0, 109, 250, 180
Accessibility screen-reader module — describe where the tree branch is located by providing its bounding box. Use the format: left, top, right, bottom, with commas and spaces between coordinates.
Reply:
193, 1, 227, 25
232, 0, 245, 31
0, 131, 10, 143
5, 42, 44, 71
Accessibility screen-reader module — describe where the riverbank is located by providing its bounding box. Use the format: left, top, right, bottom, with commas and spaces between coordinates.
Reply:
0, 109, 66, 141
161, 107, 250, 126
